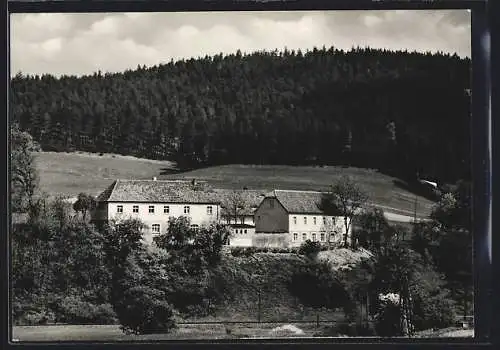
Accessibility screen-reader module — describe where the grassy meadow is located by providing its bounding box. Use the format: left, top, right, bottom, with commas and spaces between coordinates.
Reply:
34, 151, 434, 218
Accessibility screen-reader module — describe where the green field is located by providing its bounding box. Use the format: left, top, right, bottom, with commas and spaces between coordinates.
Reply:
35, 151, 177, 198
34, 151, 435, 218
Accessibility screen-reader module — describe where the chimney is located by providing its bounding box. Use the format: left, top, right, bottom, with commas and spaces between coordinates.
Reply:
153, 177, 157, 181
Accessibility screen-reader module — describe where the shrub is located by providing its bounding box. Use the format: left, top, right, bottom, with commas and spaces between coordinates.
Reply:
23, 310, 55, 326
289, 261, 348, 309
374, 302, 402, 337
230, 247, 244, 256
52, 296, 117, 324
411, 288, 457, 331
298, 240, 322, 256
114, 286, 176, 335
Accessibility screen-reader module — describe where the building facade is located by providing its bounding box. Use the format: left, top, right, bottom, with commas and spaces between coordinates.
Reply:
94, 180, 266, 246
94, 181, 351, 248
94, 179, 222, 244
254, 190, 351, 247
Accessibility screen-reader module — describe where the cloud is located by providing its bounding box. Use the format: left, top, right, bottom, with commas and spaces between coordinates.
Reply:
10, 10, 471, 77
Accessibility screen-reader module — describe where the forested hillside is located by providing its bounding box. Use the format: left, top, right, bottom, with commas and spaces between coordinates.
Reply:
10, 47, 471, 183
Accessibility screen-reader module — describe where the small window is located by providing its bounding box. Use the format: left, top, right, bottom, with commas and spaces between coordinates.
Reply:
293, 233, 298, 241
320, 233, 325, 242
257, 215, 261, 221
164, 205, 170, 214
302, 233, 307, 241
151, 224, 161, 234
312, 233, 317, 241
226, 218, 231, 224
304, 217, 307, 225
323, 217, 326, 225
190, 224, 199, 230
240, 217, 245, 224
184, 206, 190, 214
148, 205, 155, 214
293, 216, 297, 225
244, 229, 247, 234
132, 205, 139, 213
207, 206, 213, 215
313, 217, 317, 225
117, 205, 123, 213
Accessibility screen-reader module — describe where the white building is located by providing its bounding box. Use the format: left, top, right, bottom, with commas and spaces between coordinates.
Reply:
93, 180, 264, 246
93, 179, 222, 244
254, 190, 352, 247
93, 180, 351, 248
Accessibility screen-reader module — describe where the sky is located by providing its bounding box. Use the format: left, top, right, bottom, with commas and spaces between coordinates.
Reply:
10, 10, 471, 77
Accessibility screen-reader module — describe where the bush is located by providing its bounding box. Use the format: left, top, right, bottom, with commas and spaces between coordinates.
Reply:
289, 261, 348, 309
114, 286, 176, 335
412, 290, 456, 331
374, 303, 402, 337
230, 247, 244, 256
298, 240, 322, 256
52, 296, 117, 324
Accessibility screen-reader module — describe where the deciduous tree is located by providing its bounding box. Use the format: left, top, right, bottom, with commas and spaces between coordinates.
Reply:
322, 176, 369, 247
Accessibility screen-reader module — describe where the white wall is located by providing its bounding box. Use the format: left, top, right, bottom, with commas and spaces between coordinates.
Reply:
287, 214, 352, 247
107, 202, 220, 242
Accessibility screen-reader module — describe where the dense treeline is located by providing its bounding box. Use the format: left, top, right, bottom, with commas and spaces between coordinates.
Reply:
10, 47, 470, 183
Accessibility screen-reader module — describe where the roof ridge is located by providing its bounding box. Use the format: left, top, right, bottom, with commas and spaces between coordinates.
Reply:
275, 189, 325, 194
115, 179, 208, 183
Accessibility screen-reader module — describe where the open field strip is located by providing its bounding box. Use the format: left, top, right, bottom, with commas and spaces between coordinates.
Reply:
35, 152, 434, 219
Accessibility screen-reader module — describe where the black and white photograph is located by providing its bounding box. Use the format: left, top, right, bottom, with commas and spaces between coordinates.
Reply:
9, 9, 474, 341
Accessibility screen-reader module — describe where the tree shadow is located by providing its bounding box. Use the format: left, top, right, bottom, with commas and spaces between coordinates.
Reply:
392, 179, 440, 202
159, 167, 185, 176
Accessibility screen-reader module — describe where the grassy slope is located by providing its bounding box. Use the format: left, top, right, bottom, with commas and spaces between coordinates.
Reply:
35, 152, 434, 217
35, 151, 177, 198
159, 164, 434, 217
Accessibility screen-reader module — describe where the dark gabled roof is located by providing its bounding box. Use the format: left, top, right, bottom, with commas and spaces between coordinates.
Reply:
96, 180, 118, 202
96, 179, 221, 204
265, 190, 329, 215
96, 180, 267, 210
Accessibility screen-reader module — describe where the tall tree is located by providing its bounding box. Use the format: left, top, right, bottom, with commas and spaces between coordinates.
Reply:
220, 190, 247, 225
73, 193, 97, 220
10, 124, 40, 212
322, 176, 369, 247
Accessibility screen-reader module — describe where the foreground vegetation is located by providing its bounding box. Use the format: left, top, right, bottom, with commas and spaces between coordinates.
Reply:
11, 125, 472, 338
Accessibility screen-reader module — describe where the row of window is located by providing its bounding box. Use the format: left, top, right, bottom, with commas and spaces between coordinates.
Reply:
226, 217, 254, 225
234, 229, 249, 234
293, 232, 327, 242
292, 216, 335, 226
116, 205, 213, 215
150, 223, 199, 235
